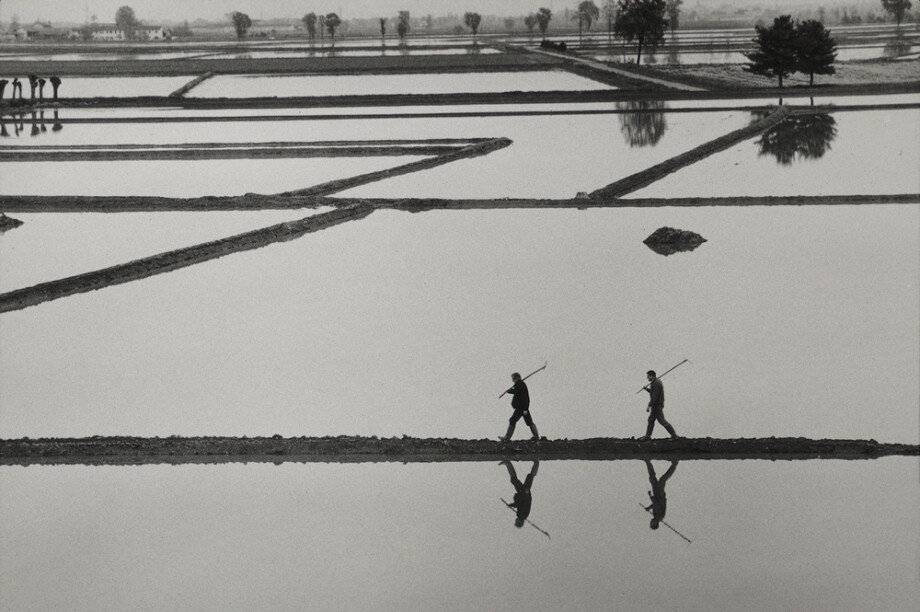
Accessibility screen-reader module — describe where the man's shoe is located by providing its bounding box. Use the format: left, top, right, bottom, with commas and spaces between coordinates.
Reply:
499, 435, 509, 441
638, 436, 650, 441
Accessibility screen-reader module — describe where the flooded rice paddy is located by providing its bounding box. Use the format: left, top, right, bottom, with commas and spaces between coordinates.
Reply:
1, 55, 918, 611
186, 70, 617, 98
1, 458, 917, 612
1, 204, 917, 443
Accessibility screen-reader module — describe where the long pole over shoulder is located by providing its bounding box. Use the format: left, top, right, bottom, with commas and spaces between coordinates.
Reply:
636, 358, 689, 394
499, 361, 547, 398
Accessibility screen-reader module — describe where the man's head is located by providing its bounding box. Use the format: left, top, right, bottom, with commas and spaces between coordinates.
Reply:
647, 370, 656, 382
512, 372, 522, 383
650, 518, 660, 530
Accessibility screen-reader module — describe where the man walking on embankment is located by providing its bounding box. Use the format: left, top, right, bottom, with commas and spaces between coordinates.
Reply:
640, 370, 678, 440
500, 372, 540, 441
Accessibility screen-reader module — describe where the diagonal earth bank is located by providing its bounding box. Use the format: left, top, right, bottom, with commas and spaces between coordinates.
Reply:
1, 436, 917, 467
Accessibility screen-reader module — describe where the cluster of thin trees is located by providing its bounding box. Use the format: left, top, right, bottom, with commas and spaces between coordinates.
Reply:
521, 1, 682, 63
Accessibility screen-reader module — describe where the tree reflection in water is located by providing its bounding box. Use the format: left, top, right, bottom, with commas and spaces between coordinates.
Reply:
884, 36, 914, 59
616, 100, 669, 147
753, 111, 838, 166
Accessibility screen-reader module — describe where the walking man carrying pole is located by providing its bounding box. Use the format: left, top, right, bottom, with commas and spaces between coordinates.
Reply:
640, 370, 678, 440
500, 372, 540, 441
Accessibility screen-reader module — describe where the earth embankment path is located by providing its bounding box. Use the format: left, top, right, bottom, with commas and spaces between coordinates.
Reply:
2, 436, 916, 467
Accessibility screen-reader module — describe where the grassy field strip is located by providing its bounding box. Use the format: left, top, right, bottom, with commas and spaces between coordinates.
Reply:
590, 105, 791, 199
3, 194, 917, 214
0, 145, 472, 162
0, 203, 374, 313
1, 436, 916, 467
1, 138, 494, 149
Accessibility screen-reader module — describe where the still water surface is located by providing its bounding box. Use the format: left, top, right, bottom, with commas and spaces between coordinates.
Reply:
1, 205, 916, 444
0, 110, 751, 197
187, 71, 617, 98
1, 458, 917, 611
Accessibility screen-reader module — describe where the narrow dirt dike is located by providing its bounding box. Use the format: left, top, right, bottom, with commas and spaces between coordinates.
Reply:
168, 71, 215, 98
0, 202, 375, 314
589, 105, 792, 199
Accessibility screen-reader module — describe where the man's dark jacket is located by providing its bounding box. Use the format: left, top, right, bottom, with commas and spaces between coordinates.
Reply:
509, 380, 530, 411
647, 378, 664, 409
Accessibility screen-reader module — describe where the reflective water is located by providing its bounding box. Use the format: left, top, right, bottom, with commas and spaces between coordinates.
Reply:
630, 109, 920, 198
187, 71, 617, 98
42, 76, 196, 98
207, 47, 502, 59
0, 110, 750, 197
1, 458, 917, 612
1, 205, 917, 444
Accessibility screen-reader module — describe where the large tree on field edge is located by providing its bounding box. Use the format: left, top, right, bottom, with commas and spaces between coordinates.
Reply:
230, 11, 252, 41
881, 0, 912, 28
795, 19, 837, 86
613, 0, 669, 64
744, 15, 797, 88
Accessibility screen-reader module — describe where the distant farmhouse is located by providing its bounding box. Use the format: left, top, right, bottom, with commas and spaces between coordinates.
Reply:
13, 21, 170, 42
15, 22, 74, 41
88, 23, 170, 41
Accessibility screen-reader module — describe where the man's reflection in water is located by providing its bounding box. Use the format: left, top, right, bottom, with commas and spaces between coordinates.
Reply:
644, 459, 678, 530
501, 460, 539, 528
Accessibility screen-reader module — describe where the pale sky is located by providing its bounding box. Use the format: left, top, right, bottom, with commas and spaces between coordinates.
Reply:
1, 0, 836, 24
4, 0, 556, 23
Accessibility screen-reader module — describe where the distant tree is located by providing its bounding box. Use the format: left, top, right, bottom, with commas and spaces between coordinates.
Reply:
881, 0, 912, 28
504, 17, 516, 31
115, 5, 139, 40
230, 11, 251, 41
464, 12, 482, 39
795, 19, 837, 85
576, 0, 601, 35
303, 12, 317, 41
325, 12, 341, 47
614, 0, 669, 63
666, 0, 682, 32
574, 1, 600, 43
397, 10, 410, 41
525, 13, 538, 32
603, 0, 617, 44
379, 18, 387, 40
536, 7, 553, 39
744, 15, 797, 88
